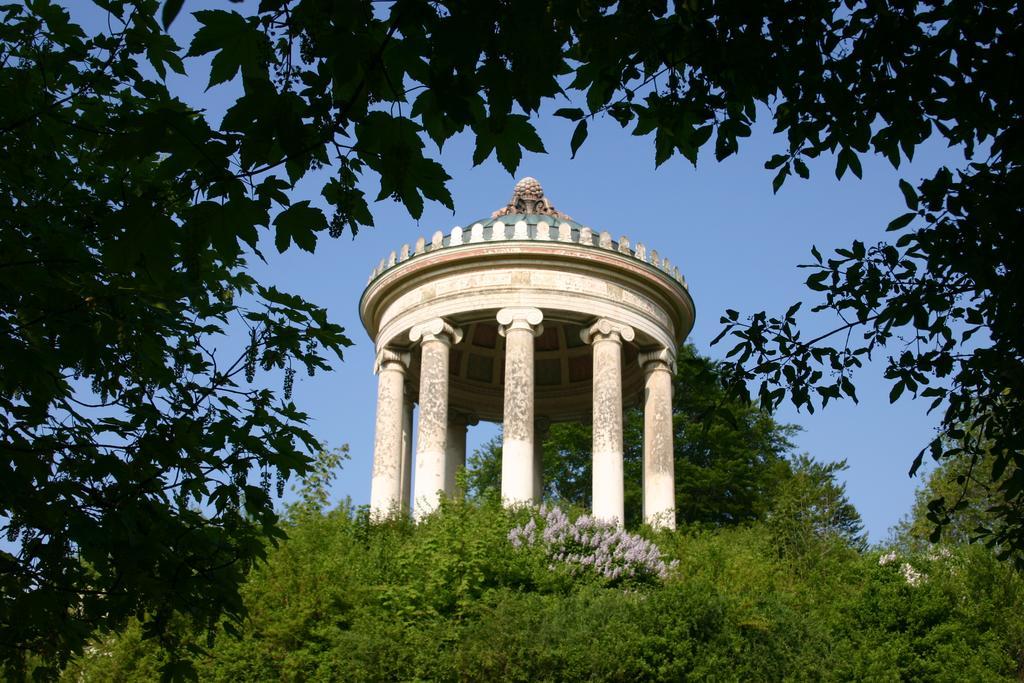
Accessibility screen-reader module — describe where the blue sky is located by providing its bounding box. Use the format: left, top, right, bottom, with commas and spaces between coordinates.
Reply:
254, 110, 960, 542
72, 2, 971, 542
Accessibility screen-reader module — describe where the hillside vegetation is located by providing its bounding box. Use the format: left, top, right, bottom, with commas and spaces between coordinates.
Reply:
62, 493, 1024, 682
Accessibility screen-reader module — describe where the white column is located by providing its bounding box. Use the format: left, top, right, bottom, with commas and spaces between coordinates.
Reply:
534, 416, 550, 502
410, 318, 463, 519
498, 307, 544, 506
582, 319, 635, 527
640, 349, 676, 529
445, 413, 476, 496
399, 393, 414, 515
369, 348, 410, 519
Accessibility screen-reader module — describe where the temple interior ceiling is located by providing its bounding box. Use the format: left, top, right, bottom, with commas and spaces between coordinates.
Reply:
404, 314, 645, 424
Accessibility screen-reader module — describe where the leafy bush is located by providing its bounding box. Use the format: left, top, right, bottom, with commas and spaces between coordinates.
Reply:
508, 505, 675, 585
62, 503, 1024, 682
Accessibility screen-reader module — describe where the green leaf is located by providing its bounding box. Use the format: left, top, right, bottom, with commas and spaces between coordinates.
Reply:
274, 201, 327, 253
847, 149, 863, 178
554, 108, 584, 121
772, 166, 789, 194
898, 179, 919, 210
187, 10, 267, 88
793, 158, 810, 179
356, 113, 453, 218
570, 120, 588, 158
836, 147, 862, 180
886, 212, 916, 231
161, 0, 184, 29
654, 128, 673, 167
473, 115, 546, 174
806, 271, 829, 291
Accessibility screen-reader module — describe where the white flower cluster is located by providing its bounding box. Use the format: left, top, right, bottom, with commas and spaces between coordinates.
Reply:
508, 505, 676, 583
900, 562, 925, 586
878, 549, 937, 586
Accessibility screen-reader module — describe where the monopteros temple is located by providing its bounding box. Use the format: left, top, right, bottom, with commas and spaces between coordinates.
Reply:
360, 178, 695, 528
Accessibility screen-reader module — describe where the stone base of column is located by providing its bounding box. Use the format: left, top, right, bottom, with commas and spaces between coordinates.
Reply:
415, 447, 446, 518
533, 417, 549, 502
445, 414, 475, 498
592, 449, 625, 525
501, 438, 534, 506
643, 474, 676, 530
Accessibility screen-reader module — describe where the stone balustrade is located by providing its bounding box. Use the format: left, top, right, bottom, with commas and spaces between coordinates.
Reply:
367, 219, 689, 289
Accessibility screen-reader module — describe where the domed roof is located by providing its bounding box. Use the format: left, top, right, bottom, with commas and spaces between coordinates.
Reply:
476, 177, 581, 228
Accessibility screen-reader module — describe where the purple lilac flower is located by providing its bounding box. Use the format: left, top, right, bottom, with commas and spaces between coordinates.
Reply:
508, 506, 674, 583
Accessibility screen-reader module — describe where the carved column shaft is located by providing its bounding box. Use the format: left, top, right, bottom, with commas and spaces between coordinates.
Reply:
370, 350, 410, 519
584, 320, 635, 527
410, 319, 463, 519
499, 307, 544, 506
445, 414, 476, 497
533, 417, 550, 502
400, 394, 414, 514
641, 351, 676, 529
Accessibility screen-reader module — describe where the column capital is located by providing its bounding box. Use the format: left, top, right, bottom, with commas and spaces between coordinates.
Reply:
638, 348, 676, 374
497, 307, 544, 337
409, 318, 463, 346
374, 347, 411, 374
449, 412, 480, 428
580, 318, 635, 345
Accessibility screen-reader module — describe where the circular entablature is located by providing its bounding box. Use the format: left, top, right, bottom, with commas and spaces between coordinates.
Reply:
360, 179, 695, 425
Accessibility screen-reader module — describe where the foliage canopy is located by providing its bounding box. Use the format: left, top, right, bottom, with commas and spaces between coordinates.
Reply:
62, 500, 1024, 682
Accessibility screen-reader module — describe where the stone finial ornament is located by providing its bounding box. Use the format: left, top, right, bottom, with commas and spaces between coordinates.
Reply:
492, 177, 573, 221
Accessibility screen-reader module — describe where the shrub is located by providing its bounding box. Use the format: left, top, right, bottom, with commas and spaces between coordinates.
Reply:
508, 505, 676, 586
60, 504, 1024, 681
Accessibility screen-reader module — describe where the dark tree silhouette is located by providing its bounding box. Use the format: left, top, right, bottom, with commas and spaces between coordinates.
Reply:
1, 0, 1020, 674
